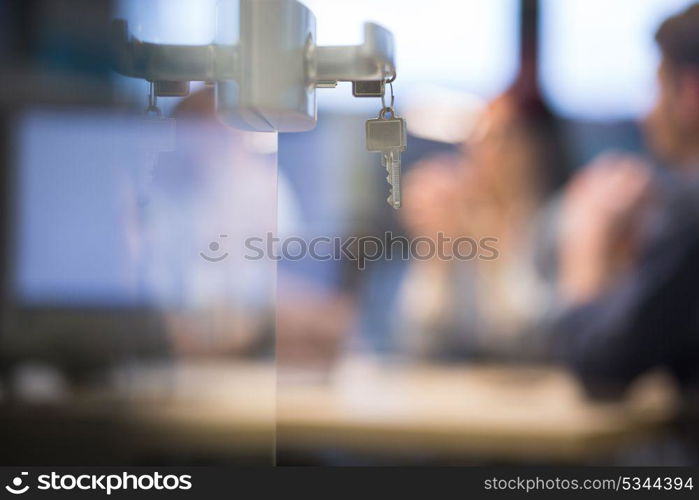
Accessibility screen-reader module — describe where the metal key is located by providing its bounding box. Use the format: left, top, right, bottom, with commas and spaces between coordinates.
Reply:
366, 107, 407, 209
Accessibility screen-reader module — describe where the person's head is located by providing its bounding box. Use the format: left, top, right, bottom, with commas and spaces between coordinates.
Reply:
463, 86, 569, 202
647, 3, 699, 166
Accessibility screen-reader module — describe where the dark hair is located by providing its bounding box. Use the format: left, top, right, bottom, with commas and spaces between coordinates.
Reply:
656, 3, 699, 68
506, 79, 571, 197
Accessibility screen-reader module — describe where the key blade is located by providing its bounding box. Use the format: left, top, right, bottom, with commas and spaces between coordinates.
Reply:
385, 151, 401, 209
393, 152, 402, 209
383, 152, 393, 207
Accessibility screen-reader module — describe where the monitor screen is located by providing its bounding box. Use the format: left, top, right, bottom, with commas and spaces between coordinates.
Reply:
12, 109, 276, 309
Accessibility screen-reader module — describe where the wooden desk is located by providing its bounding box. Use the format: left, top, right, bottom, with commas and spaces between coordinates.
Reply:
1, 361, 276, 464
1, 360, 680, 463
117, 361, 276, 457
277, 359, 680, 462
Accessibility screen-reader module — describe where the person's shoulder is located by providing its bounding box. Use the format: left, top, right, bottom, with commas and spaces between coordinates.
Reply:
656, 169, 699, 228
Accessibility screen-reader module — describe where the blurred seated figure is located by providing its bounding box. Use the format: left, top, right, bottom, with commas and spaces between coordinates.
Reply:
157, 88, 358, 370
147, 87, 278, 358
557, 4, 699, 406
396, 85, 569, 361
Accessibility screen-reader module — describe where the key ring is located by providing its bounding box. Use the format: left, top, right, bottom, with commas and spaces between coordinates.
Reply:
378, 106, 395, 119
381, 80, 395, 111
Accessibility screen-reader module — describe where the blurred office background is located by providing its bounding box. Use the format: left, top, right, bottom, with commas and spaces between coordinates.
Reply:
0, 0, 277, 464
278, 0, 694, 464
0, 0, 694, 466
277, 0, 692, 354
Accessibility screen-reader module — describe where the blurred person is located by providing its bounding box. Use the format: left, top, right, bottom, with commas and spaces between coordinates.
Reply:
165, 89, 356, 370
557, 3, 699, 410
145, 86, 277, 357
396, 85, 569, 360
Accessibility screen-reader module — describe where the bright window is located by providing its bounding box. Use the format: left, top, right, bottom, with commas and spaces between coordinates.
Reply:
540, 0, 695, 119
